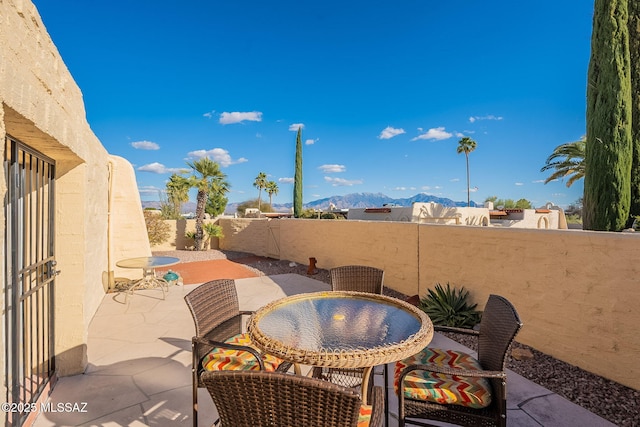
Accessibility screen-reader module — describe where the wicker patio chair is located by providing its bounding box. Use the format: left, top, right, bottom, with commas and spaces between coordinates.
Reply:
201, 370, 385, 427
395, 294, 523, 427
314, 265, 387, 407
184, 279, 288, 427
330, 264, 385, 294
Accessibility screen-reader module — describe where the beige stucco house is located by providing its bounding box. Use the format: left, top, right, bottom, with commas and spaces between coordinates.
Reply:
1, 1, 150, 423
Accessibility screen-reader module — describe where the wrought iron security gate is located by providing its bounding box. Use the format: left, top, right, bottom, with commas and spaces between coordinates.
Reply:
4, 136, 57, 426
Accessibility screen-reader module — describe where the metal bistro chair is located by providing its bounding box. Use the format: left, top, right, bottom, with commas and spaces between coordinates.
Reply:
201, 370, 385, 427
184, 279, 288, 427
314, 265, 386, 404
395, 294, 523, 427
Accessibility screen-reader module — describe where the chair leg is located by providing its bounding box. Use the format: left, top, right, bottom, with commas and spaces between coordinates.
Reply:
384, 363, 389, 427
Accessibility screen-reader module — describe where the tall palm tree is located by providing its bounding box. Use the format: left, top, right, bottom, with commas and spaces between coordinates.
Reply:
165, 173, 190, 218
253, 172, 268, 211
186, 157, 228, 251
456, 137, 477, 207
540, 137, 586, 187
266, 180, 279, 207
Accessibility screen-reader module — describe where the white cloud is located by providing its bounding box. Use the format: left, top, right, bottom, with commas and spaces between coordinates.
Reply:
186, 148, 248, 167
411, 127, 453, 141
470, 186, 479, 192
279, 177, 295, 184
289, 123, 305, 131
318, 164, 346, 173
469, 115, 503, 123
219, 111, 262, 125
393, 187, 407, 191
324, 177, 363, 187
203, 110, 215, 119
515, 182, 524, 186
137, 163, 187, 174
421, 186, 431, 191
138, 185, 163, 195
378, 126, 406, 140
306, 138, 318, 145
532, 179, 545, 184
131, 140, 160, 150
450, 178, 460, 182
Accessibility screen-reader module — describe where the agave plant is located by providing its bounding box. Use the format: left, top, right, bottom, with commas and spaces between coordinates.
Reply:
419, 282, 481, 328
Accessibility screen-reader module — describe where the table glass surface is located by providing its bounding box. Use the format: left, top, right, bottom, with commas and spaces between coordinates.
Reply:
254, 292, 423, 352
115, 256, 180, 269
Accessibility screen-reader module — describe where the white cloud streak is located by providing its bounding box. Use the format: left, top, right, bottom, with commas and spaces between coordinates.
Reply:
131, 140, 160, 150
318, 164, 346, 173
219, 111, 262, 124
279, 177, 295, 184
411, 127, 453, 141
469, 115, 503, 123
137, 163, 187, 174
378, 126, 406, 140
324, 177, 363, 186
289, 123, 305, 131
186, 148, 248, 167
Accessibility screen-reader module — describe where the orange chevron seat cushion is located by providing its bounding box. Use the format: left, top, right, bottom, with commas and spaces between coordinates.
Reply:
395, 348, 492, 409
201, 333, 282, 372
357, 404, 372, 427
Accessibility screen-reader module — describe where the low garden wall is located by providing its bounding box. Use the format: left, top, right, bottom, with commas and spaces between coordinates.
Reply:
211, 217, 639, 391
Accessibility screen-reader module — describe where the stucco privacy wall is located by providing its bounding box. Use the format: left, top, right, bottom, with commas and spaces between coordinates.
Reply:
219, 218, 640, 390
1, 0, 150, 381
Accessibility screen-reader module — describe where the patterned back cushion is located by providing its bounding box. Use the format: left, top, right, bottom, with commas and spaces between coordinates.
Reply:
202, 333, 281, 371
357, 404, 372, 427
395, 348, 492, 409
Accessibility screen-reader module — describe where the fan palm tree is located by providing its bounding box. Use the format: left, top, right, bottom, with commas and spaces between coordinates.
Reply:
253, 172, 268, 211
165, 173, 190, 218
540, 137, 585, 187
185, 158, 228, 251
266, 180, 279, 207
456, 137, 477, 207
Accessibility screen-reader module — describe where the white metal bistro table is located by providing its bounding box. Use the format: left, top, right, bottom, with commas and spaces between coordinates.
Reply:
247, 291, 433, 404
115, 256, 180, 300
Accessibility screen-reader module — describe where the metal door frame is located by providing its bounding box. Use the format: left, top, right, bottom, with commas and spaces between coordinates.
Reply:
4, 136, 57, 426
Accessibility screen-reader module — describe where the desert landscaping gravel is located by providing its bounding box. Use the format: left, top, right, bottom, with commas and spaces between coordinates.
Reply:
155, 249, 639, 426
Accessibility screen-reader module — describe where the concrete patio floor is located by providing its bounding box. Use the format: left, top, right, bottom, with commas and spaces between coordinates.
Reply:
31, 274, 614, 427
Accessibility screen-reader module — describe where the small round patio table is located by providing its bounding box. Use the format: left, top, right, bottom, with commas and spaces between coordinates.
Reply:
115, 256, 180, 300
247, 291, 433, 403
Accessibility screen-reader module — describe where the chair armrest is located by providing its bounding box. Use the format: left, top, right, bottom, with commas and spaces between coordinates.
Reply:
399, 363, 505, 381
192, 335, 265, 370
368, 385, 385, 427
433, 325, 480, 336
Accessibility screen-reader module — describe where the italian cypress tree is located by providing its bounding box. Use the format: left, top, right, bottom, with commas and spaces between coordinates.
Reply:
584, 0, 632, 231
293, 127, 303, 217
628, 0, 640, 218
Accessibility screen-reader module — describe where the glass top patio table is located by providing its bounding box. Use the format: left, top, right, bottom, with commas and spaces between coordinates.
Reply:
247, 291, 433, 369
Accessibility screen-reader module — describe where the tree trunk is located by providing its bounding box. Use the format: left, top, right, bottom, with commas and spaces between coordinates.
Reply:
194, 189, 206, 250
584, 0, 632, 231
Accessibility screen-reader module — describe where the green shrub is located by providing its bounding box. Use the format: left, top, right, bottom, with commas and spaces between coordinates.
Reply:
203, 223, 224, 238
419, 282, 481, 328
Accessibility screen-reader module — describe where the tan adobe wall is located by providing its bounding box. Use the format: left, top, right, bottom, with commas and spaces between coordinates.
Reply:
149, 218, 224, 252
1, 0, 150, 379
219, 218, 640, 390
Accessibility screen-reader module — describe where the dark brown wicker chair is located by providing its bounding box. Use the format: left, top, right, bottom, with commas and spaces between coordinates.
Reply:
184, 279, 288, 427
330, 264, 385, 294
201, 370, 385, 427
396, 294, 523, 427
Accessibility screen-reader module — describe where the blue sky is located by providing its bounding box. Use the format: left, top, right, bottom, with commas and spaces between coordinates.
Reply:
33, 1, 592, 208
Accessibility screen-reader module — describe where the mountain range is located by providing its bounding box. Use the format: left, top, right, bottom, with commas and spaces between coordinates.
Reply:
142, 193, 476, 214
